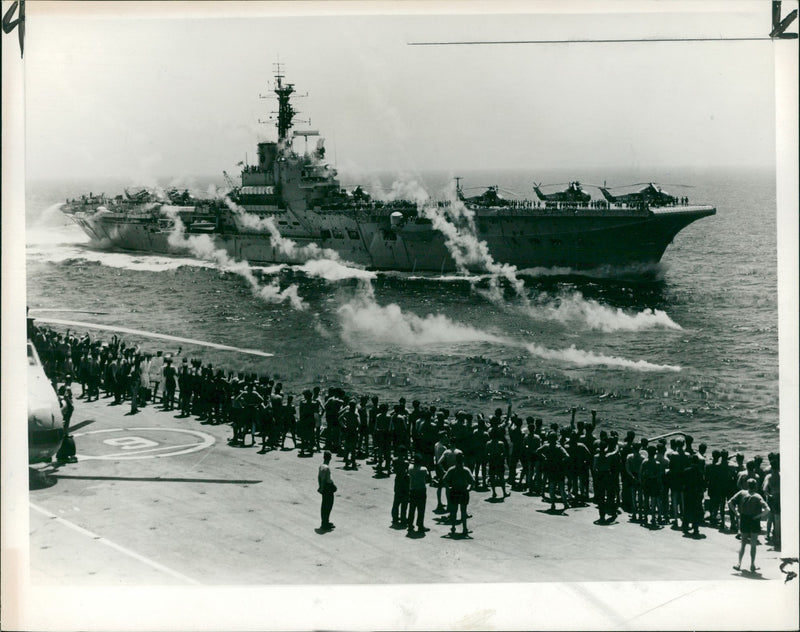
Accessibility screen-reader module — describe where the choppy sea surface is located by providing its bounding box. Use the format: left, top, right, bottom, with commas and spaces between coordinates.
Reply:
25, 167, 779, 455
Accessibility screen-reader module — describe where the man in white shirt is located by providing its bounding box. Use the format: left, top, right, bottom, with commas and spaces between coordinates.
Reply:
318, 450, 336, 531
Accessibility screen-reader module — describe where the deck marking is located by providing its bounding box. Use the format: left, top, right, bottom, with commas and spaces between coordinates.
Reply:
30, 502, 202, 585
33, 317, 274, 357
73, 427, 214, 460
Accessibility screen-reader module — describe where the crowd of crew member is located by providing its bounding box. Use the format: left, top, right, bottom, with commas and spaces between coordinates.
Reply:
31, 324, 780, 549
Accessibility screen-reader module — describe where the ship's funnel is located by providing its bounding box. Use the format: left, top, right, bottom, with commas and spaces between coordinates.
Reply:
257, 142, 278, 170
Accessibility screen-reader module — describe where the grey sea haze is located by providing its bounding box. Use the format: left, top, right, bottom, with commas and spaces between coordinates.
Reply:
25, 166, 779, 455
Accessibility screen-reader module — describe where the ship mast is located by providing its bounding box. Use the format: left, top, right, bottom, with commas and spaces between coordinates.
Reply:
273, 62, 296, 142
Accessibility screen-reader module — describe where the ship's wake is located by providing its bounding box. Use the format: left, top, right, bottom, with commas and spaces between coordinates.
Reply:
518, 261, 667, 281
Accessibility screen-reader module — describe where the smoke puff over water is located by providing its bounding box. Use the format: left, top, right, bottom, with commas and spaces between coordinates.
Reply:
164, 210, 306, 310
225, 198, 377, 283
337, 282, 680, 372
422, 185, 527, 301
523, 342, 680, 372
527, 290, 682, 332
297, 259, 377, 282
338, 281, 502, 347
226, 198, 343, 263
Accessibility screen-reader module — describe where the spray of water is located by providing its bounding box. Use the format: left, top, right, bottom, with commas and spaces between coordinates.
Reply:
33, 202, 73, 228
518, 262, 666, 280
220, 197, 382, 284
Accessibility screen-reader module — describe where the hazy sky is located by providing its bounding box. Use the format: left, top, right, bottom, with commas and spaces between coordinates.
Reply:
23, 1, 779, 182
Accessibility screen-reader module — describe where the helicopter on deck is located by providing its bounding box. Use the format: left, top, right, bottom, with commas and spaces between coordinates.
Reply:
455, 178, 516, 207
532, 181, 592, 204
599, 182, 682, 206
27, 340, 64, 465
461, 185, 515, 207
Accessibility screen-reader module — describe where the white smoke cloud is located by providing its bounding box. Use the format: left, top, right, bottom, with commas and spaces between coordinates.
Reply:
523, 342, 681, 372
338, 280, 503, 347
371, 178, 430, 205
223, 198, 344, 263
526, 290, 682, 332
163, 208, 307, 310
222, 198, 379, 282
297, 259, 377, 282
421, 182, 528, 303
417, 183, 679, 333
336, 281, 681, 372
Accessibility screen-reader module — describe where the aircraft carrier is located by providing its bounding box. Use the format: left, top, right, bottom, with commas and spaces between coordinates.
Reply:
61, 68, 716, 272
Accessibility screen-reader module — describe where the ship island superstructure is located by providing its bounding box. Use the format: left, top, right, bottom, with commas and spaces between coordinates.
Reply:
62, 66, 716, 272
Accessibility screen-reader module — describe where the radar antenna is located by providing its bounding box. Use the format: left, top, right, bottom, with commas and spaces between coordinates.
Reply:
256, 61, 309, 142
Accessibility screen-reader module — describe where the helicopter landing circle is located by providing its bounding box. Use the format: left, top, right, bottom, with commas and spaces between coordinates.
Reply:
72, 427, 215, 461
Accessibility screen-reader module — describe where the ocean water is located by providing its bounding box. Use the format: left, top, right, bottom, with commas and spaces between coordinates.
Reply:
24, 167, 779, 455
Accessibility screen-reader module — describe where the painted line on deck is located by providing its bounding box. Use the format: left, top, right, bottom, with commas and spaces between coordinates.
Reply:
33, 317, 274, 357
30, 502, 202, 585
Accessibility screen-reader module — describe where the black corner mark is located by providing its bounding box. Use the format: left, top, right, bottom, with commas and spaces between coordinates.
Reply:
771, 0, 798, 39
779, 558, 798, 584
2, 0, 25, 58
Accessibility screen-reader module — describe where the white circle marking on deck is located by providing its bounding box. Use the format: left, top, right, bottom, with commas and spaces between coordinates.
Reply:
73, 427, 215, 460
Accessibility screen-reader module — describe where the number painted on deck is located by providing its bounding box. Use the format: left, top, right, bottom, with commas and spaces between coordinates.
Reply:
102, 436, 159, 450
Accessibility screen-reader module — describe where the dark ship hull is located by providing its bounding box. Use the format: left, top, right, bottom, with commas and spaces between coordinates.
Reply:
64, 203, 714, 272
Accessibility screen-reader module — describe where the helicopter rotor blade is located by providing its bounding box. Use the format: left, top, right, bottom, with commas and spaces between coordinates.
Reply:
607, 182, 695, 189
